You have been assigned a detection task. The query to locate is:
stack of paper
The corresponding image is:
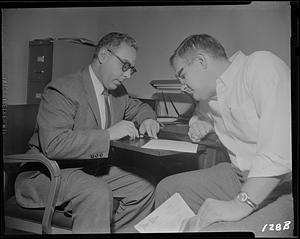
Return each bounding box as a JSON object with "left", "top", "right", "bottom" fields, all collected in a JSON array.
[{"left": 134, "top": 193, "right": 195, "bottom": 233}]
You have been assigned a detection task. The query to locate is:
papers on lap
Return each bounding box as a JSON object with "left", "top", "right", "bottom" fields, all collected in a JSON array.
[
  {"left": 134, "top": 193, "right": 195, "bottom": 233},
  {"left": 141, "top": 139, "right": 198, "bottom": 153}
]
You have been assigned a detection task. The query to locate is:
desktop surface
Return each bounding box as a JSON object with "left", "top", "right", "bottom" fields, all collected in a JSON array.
[
  {"left": 111, "top": 124, "right": 197, "bottom": 157},
  {"left": 110, "top": 137, "right": 184, "bottom": 157},
  {"left": 111, "top": 123, "right": 223, "bottom": 158}
]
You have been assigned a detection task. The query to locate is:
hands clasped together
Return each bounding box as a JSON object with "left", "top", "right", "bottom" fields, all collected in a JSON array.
[
  {"left": 188, "top": 116, "right": 213, "bottom": 143},
  {"left": 108, "top": 119, "right": 160, "bottom": 141}
]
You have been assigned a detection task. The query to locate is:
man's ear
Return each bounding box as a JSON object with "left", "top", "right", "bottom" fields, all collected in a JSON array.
[
  {"left": 195, "top": 53, "right": 207, "bottom": 69},
  {"left": 97, "top": 48, "right": 109, "bottom": 63}
]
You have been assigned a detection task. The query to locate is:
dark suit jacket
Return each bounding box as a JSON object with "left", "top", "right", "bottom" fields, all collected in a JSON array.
[{"left": 15, "top": 66, "right": 156, "bottom": 208}]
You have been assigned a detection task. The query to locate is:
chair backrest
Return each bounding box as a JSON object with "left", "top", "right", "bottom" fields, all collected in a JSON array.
[{"left": 3, "top": 104, "right": 39, "bottom": 155}]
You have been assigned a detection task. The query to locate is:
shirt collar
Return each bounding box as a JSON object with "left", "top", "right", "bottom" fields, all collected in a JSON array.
[
  {"left": 218, "top": 51, "right": 247, "bottom": 86},
  {"left": 89, "top": 65, "right": 104, "bottom": 95}
]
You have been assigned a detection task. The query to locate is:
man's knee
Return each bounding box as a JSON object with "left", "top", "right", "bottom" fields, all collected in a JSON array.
[
  {"left": 154, "top": 169, "right": 218, "bottom": 209},
  {"left": 142, "top": 178, "right": 155, "bottom": 195},
  {"left": 73, "top": 177, "right": 113, "bottom": 213},
  {"left": 154, "top": 174, "right": 184, "bottom": 207},
  {"left": 71, "top": 184, "right": 113, "bottom": 233},
  {"left": 86, "top": 179, "right": 112, "bottom": 200},
  {"left": 127, "top": 176, "right": 155, "bottom": 204},
  {"left": 156, "top": 171, "right": 203, "bottom": 195},
  {"left": 156, "top": 175, "right": 177, "bottom": 194}
]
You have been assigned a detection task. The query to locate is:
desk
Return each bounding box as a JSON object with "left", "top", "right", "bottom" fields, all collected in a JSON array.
[
  {"left": 110, "top": 137, "right": 198, "bottom": 183},
  {"left": 111, "top": 137, "right": 190, "bottom": 157},
  {"left": 110, "top": 125, "right": 229, "bottom": 178},
  {"left": 110, "top": 124, "right": 222, "bottom": 157}
]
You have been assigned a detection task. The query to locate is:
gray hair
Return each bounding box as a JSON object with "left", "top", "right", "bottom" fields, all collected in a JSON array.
[
  {"left": 94, "top": 32, "right": 138, "bottom": 59},
  {"left": 170, "top": 34, "right": 227, "bottom": 67}
]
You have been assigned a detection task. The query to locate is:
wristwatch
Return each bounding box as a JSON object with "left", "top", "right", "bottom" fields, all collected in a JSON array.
[{"left": 236, "top": 192, "right": 258, "bottom": 210}]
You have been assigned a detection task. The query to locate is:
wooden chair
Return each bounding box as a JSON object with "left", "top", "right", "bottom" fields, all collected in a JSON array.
[
  {"left": 4, "top": 153, "right": 70, "bottom": 234},
  {"left": 3, "top": 104, "right": 118, "bottom": 234}
]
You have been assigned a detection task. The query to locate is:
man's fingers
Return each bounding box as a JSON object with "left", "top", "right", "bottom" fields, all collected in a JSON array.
[
  {"left": 190, "top": 121, "right": 212, "bottom": 137},
  {"left": 191, "top": 132, "right": 201, "bottom": 141},
  {"left": 126, "top": 122, "right": 139, "bottom": 138},
  {"left": 149, "top": 127, "right": 158, "bottom": 139},
  {"left": 155, "top": 121, "right": 160, "bottom": 132},
  {"left": 191, "top": 138, "right": 201, "bottom": 143},
  {"left": 190, "top": 125, "right": 203, "bottom": 136},
  {"left": 191, "top": 127, "right": 211, "bottom": 139},
  {"left": 139, "top": 123, "right": 146, "bottom": 135},
  {"left": 189, "top": 131, "right": 200, "bottom": 142},
  {"left": 149, "top": 122, "right": 159, "bottom": 139},
  {"left": 179, "top": 218, "right": 190, "bottom": 232},
  {"left": 196, "top": 199, "right": 217, "bottom": 230},
  {"left": 184, "top": 216, "right": 199, "bottom": 232}
]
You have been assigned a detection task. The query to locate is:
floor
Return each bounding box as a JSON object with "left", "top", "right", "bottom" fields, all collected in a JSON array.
[{"left": 4, "top": 228, "right": 36, "bottom": 235}]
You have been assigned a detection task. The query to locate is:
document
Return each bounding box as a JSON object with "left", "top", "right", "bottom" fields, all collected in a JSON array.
[
  {"left": 135, "top": 193, "right": 195, "bottom": 233},
  {"left": 157, "top": 117, "right": 178, "bottom": 123},
  {"left": 142, "top": 139, "right": 198, "bottom": 153}
]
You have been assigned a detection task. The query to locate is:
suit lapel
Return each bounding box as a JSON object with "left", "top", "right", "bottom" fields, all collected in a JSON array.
[{"left": 81, "top": 67, "right": 102, "bottom": 127}]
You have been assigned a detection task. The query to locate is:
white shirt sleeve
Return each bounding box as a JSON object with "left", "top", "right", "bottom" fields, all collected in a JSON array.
[{"left": 246, "top": 52, "right": 292, "bottom": 178}]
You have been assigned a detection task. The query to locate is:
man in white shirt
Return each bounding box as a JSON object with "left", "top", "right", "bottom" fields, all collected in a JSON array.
[{"left": 154, "top": 34, "right": 293, "bottom": 236}]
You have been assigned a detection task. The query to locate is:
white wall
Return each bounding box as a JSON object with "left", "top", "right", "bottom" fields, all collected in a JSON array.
[{"left": 2, "top": 2, "right": 291, "bottom": 105}]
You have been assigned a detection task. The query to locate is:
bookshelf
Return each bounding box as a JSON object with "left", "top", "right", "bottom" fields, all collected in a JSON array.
[{"left": 149, "top": 79, "right": 195, "bottom": 124}]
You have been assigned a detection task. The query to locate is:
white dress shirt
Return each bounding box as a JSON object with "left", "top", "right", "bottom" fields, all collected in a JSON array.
[
  {"left": 89, "top": 65, "right": 109, "bottom": 129},
  {"left": 207, "top": 51, "right": 291, "bottom": 178}
]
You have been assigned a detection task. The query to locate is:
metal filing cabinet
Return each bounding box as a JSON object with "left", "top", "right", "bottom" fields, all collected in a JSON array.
[{"left": 27, "top": 39, "right": 95, "bottom": 104}]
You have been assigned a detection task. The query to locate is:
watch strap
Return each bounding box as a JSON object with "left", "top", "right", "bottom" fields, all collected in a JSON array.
[
  {"left": 244, "top": 197, "right": 257, "bottom": 210},
  {"left": 237, "top": 192, "right": 258, "bottom": 210}
]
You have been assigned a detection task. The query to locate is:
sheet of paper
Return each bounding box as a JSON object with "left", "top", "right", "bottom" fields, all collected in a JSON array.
[
  {"left": 157, "top": 117, "right": 178, "bottom": 123},
  {"left": 135, "top": 193, "right": 195, "bottom": 233},
  {"left": 141, "top": 139, "right": 198, "bottom": 153}
]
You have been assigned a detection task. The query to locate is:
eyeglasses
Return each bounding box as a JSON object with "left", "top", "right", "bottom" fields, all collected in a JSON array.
[
  {"left": 175, "top": 57, "right": 197, "bottom": 82},
  {"left": 175, "top": 65, "right": 194, "bottom": 94},
  {"left": 175, "top": 66, "right": 186, "bottom": 83},
  {"left": 107, "top": 49, "right": 137, "bottom": 75}
]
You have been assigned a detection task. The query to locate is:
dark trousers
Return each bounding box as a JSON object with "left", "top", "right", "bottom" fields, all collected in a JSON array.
[{"left": 15, "top": 163, "right": 155, "bottom": 233}]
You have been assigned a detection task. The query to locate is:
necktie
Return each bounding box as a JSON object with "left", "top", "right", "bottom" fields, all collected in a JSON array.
[{"left": 103, "top": 90, "right": 111, "bottom": 129}]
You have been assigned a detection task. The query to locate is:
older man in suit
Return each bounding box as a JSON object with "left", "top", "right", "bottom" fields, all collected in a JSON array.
[{"left": 14, "top": 32, "right": 160, "bottom": 233}]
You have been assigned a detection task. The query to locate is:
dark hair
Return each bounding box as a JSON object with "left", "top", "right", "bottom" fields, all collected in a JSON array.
[
  {"left": 170, "top": 34, "right": 227, "bottom": 67},
  {"left": 94, "top": 32, "right": 138, "bottom": 59}
]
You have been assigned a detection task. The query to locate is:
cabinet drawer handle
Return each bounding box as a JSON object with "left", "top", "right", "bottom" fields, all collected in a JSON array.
[{"left": 34, "top": 70, "right": 45, "bottom": 74}]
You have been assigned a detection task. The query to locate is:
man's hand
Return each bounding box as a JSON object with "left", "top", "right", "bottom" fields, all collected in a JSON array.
[
  {"left": 181, "top": 84, "right": 194, "bottom": 94},
  {"left": 108, "top": 120, "right": 139, "bottom": 140},
  {"left": 188, "top": 117, "right": 213, "bottom": 143},
  {"left": 139, "top": 119, "right": 160, "bottom": 139},
  {"left": 180, "top": 198, "right": 253, "bottom": 232}
]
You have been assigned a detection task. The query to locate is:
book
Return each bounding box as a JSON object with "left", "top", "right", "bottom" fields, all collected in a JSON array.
[
  {"left": 150, "top": 79, "right": 181, "bottom": 90},
  {"left": 134, "top": 193, "right": 195, "bottom": 233}
]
